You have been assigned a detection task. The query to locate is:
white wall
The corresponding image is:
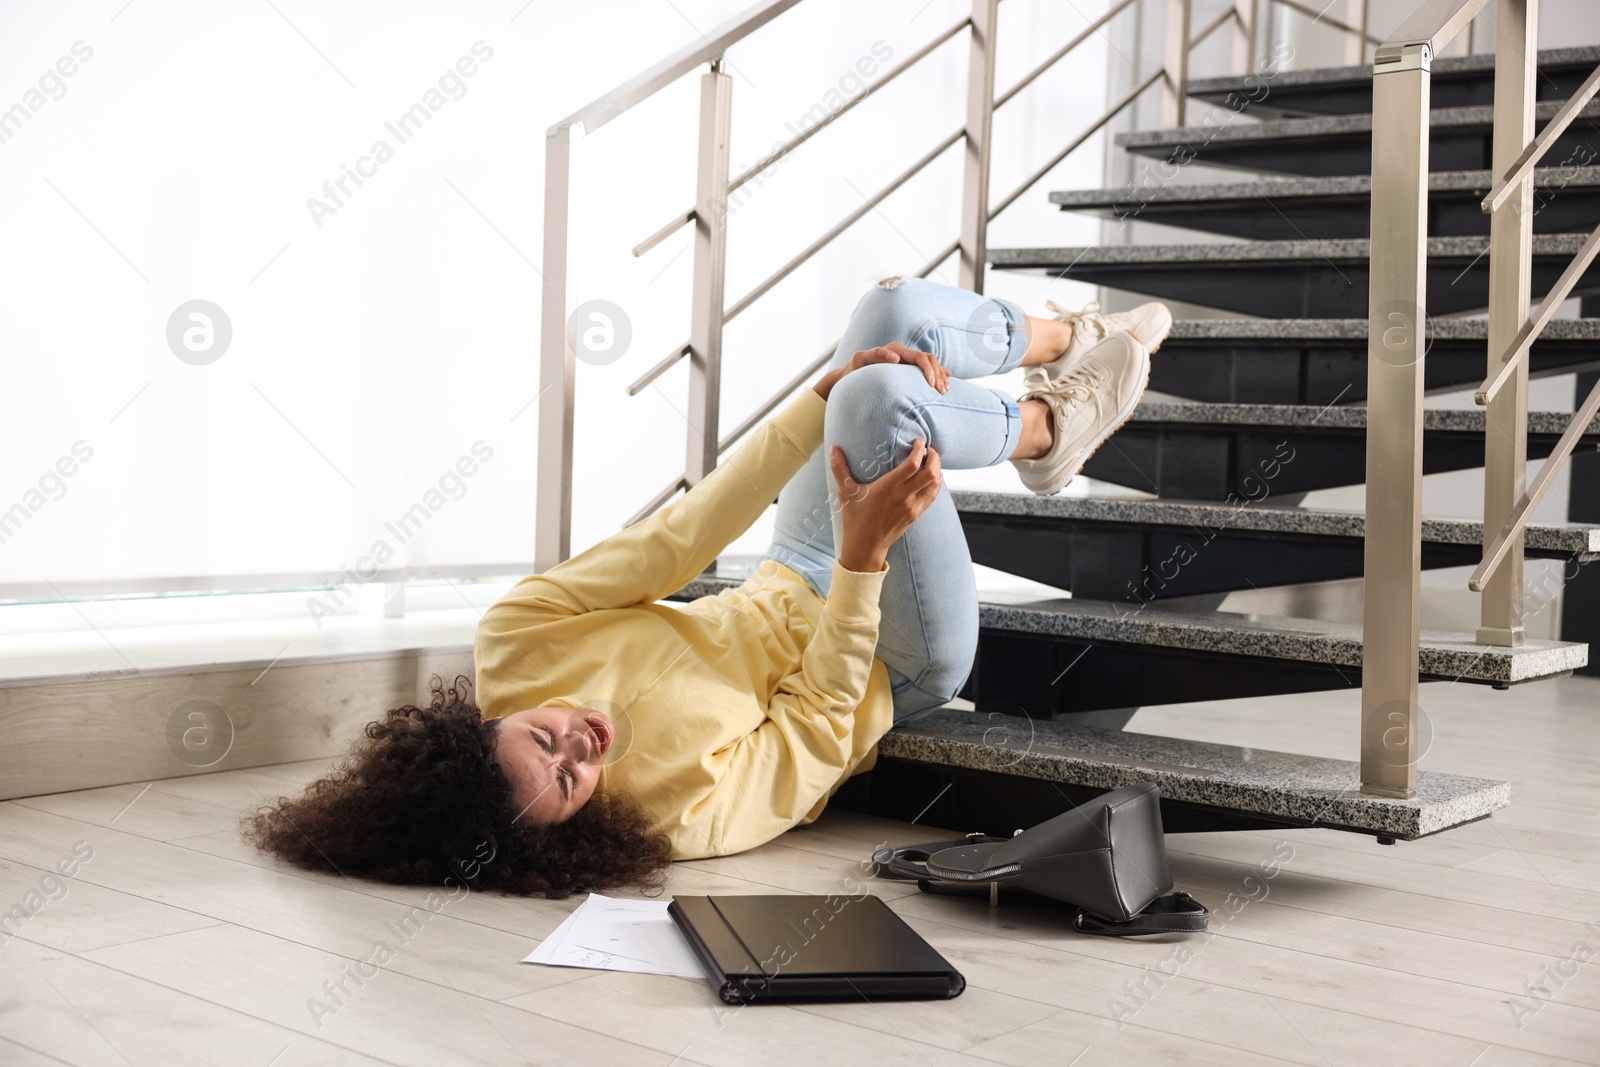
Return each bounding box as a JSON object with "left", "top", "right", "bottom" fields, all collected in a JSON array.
[{"left": 0, "top": 0, "right": 1114, "bottom": 593}]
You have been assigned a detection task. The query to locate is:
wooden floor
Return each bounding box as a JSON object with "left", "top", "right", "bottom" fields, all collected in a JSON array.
[{"left": 2, "top": 675, "right": 1598, "bottom": 1067}]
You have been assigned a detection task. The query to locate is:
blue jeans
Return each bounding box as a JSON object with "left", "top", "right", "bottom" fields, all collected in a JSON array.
[{"left": 763, "top": 278, "right": 1030, "bottom": 721}]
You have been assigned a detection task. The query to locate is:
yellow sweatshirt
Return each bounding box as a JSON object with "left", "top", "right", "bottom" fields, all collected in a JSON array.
[{"left": 473, "top": 388, "right": 894, "bottom": 860}]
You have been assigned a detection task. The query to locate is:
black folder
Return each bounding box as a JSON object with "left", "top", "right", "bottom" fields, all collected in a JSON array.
[{"left": 667, "top": 894, "right": 965, "bottom": 1004}]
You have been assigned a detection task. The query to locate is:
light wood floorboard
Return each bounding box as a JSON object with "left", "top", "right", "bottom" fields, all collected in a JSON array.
[{"left": 1, "top": 675, "right": 1596, "bottom": 1065}]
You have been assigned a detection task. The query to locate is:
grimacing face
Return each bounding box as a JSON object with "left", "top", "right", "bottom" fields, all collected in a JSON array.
[{"left": 493, "top": 706, "right": 614, "bottom": 824}]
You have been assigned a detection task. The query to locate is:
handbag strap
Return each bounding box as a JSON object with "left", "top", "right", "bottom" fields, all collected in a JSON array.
[
  {"left": 872, "top": 840, "right": 1209, "bottom": 935},
  {"left": 1072, "top": 892, "right": 1209, "bottom": 936},
  {"left": 872, "top": 835, "right": 1009, "bottom": 882}
]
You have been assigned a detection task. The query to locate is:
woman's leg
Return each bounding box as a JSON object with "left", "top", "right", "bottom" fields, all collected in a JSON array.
[
  {"left": 825, "top": 365, "right": 1017, "bottom": 719},
  {"left": 764, "top": 277, "right": 1034, "bottom": 602},
  {"left": 766, "top": 278, "right": 1049, "bottom": 720}
]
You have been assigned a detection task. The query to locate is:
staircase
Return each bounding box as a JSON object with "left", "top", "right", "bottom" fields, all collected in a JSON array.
[
  {"left": 536, "top": 4, "right": 1600, "bottom": 847},
  {"left": 669, "top": 44, "right": 1600, "bottom": 843}
]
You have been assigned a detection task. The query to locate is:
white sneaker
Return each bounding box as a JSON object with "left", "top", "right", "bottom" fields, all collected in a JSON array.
[
  {"left": 1011, "top": 330, "right": 1150, "bottom": 497},
  {"left": 1024, "top": 299, "right": 1171, "bottom": 389}
]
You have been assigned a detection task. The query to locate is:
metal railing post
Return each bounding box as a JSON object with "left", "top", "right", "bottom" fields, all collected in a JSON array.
[
  {"left": 1361, "top": 39, "right": 1432, "bottom": 798},
  {"left": 686, "top": 62, "right": 734, "bottom": 489},
  {"left": 1343, "top": 0, "right": 1370, "bottom": 65},
  {"left": 1479, "top": 0, "right": 1538, "bottom": 647},
  {"left": 1248, "top": 0, "right": 1261, "bottom": 71},
  {"left": 1231, "top": 0, "right": 1254, "bottom": 73},
  {"left": 1160, "top": 0, "right": 1192, "bottom": 127},
  {"left": 959, "top": 0, "right": 999, "bottom": 292},
  {"left": 535, "top": 126, "right": 582, "bottom": 572}
]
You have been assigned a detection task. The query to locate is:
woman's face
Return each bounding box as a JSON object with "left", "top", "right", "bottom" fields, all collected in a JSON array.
[{"left": 494, "top": 706, "right": 614, "bottom": 824}]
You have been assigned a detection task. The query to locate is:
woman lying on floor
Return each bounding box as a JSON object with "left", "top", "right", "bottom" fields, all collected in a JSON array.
[{"left": 246, "top": 279, "right": 1170, "bottom": 896}]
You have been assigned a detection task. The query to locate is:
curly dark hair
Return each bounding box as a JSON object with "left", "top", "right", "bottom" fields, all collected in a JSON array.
[{"left": 242, "top": 676, "right": 672, "bottom": 898}]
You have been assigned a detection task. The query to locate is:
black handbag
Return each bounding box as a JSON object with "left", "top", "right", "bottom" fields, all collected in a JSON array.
[{"left": 871, "top": 782, "right": 1208, "bottom": 936}]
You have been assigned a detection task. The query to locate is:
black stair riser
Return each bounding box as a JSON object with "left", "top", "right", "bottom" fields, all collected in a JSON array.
[
  {"left": 1565, "top": 369, "right": 1600, "bottom": 675},
  {"left": 1072, "top": 183, "right": 1600, "bottom": 240},
  {"left": 960, "top": 627, "right": 1363, "bottom": 715},
  {"left": 958, "top": 627, "right": 1542, "bottom": 720},
  {"left": 827, "top": 759, "right": 1457, "bottom": 839},
  {"left": 1010, "top": 251, "right": 1600, "bottom": 317},
  {"left": 1188, "top": 60, "right": 1598, "bottom": 118},
  {"left": 957, "top": 513, "right": 1588, "bottom": 601},
  {"left": 1081, "top": 426, "right": 1598, "bottom": 499},
  {"left": 1149, "top": 337, "right": 1600, "bottom": 405},
  {"left": 1125, "top": 118, "right": 1599, "bottom": 178}
]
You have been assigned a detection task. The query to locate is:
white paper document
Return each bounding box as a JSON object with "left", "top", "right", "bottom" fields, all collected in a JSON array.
[{"left": 522, "top": 893, "right": 706, "bottom": 979}]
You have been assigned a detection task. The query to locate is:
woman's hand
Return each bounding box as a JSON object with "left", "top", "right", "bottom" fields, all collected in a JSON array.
[
  {"left": 812, "top": 342, "right": 950, "bottom": 402},
  {"left": 828, "top": 438, "right": 943, "bottom": 573}
]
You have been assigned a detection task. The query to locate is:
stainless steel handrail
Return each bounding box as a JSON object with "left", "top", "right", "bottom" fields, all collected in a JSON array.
[
  {"left": 1360, "top": 0, "right": 1493, "bottom": 799},
  {"left": 1471, "top": 390, "right": 1600, "bottom": 591},
  {"left": 546, "top": 0, "right": 805, "bottom": 140},
  {"left": 995, "top": 0, "right": 1139, "bottom": 110},
  {"left": 1482, "top": 63, "right": 1600, "bottom": 213},
  {"left": 725, "top": 129, "right": 965, "bottom": 325},
  {"left": 617, "top": 5, "right": 1196, "bottom": 495},
  {"left": 1272, "top": 0, "right": 1381, "bottom": 46},
  {"left": 990, "top": 68, "right": 1164, "bottom": 222},
  {"left": 631, "top": 15, "right": 974, "bottom": 260},
  {"left": 1468, "top": 26, "right": 1600, "bottom": 602},
  {"left": 1385, "top": 0, "right": 1487, "bottom": 56},
  {"left": 541, "top": 0, "right": 1377, "bottom": 573},
  {"left": 1475, "top": 223, "right": 1600, "bottom": 405},
  {"left": 628, "top": 125, "right": 965, "bottom": 397},
  {"left": 625, "top": 237, "right": 959, "bottom": 527},
  {"left": 625, "top": 0, "right": 1139, "bottom": 399},
  {"left": 538, "top": 0, "right": 810, "bottom": 568},
  {"left": 1186, "top": 8, "right": 1241, "bottom": 55}
]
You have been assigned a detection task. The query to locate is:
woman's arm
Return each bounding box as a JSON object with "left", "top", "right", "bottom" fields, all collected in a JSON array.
[
  {"left": 485, "top": 344, "right": 950, "bottom": 623},
  {"left": 664, "top": 438, "right": 946, "bottom": 859},
  {"left": 485, "top": 392, "right": 819, "bottom": 623},
  {"left": 677, "top": 559, "right": 889, "bottom": 859}
]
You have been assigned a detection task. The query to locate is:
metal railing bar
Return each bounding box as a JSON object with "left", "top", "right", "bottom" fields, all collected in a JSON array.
[
  {"left": 722, "top": 128, "right": 965, "bottom": 324},
  {"left": 1186, "top": 8, "right": 1240, "bottom": 54},
  {"left": 717, "top": 345, "right": 839, "bottom": 453},
  {"left": 625, "top": 474, "right": 691, "bottom": 528},
  {"left": 1273, "top": 0, "right": 1382, "bottom": 45},
  {"left": 1475, "top": 221, "right": 1600, "bottom": 405},
  {"left": 633, "top": 210, "right": 698, "bottom": 259},
  {"left": 988, "top": 69, "right": 1162, "bottom": 223},
  {"left": 730, "top": 17, "right": 969, "bottom": 198},
  {"left": 633, "top": 235, "right": 995, "bottom": 528},
  {"left": 713, "top": 237, "right": 963, "bottom": 459},
  {"left": 635, "top": 17, "right": 970, "bottom": 259},
  {"left": 549, "top": 0, "right": 805, "bottom": 140},
  {"left": 917, "top": 237, "right": 962, "bottom": 279},
  {"left": 994, "top": 0, "right": 1138, "bottom": 110},
  {"left": 633, "top": 244, "right": 963, "bottom": 415},
  {"left": 1482, "top": 61, "right": 1600, "bottom": 214},
  {"left": 631, "top": 69, "right": 1160, "bottom": 414},
  {"left": 1469, "top": 377, "right": 1600, "bottom": 590},
  {"left": 630, "top": 234, "right": 965, "bottom": 523},
  {"left": 711, "top": 236, "right": 961, "bottom": 464},
  {"left": 627, "top": 341, "right": 692, "bottom": 396},
  {"left": 1383, "top": 0, "right": 1490, "bottom": 57}
]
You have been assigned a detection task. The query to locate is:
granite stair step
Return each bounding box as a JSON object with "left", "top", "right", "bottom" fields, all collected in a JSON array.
[
  {"left": 989, "top": 233, "right": 1600, "bottom": 317},
  {"left": 1113, "top": 99, "right": 1600, "bottom": 177},
  {"left": 856, "top": 707, "right": 1509, "bottom": 841},
  {"left": 1081, "top": 401, "right": 1600, "bottom": 498},
  {"left": 1050, "top": 168, "right": 1600, "bottom": 240},
  {"left": 1185, "top": 46, "right": 1600, "bottom": 118},
  {"left": 953, "top": 491, "right": 1600, "bottom": 600},
  {"left": 1149, "top": 318, "right": 1600, "bottom": 405},
  {"left": 672, "top": 570, "right": 1587, "bottom": 712}
]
